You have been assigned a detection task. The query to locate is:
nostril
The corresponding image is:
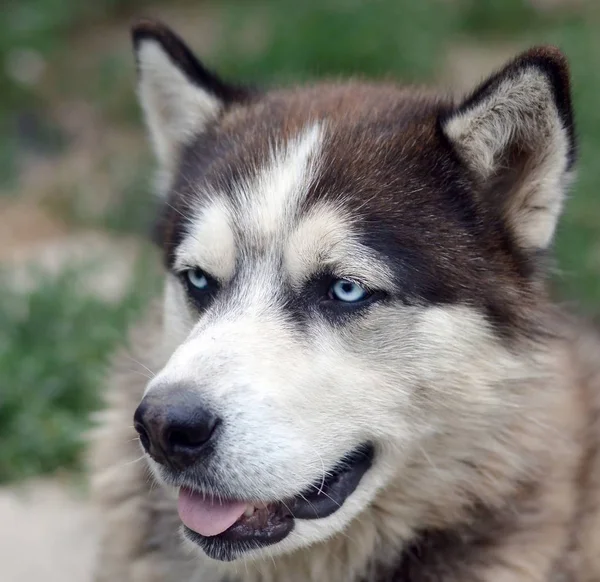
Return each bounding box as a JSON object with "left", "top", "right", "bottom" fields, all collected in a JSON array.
[
  {"left": 134, "top": 421, "right": 151, "bottom": 453},
  {"left": 133, "top": 390, "right": 221, "bottom": 468},
  {"left": 167, "top": 418, "right": 219, "bottom": 451},
  {"left": 168, "top": 429, "right": 194, "bottom": 449}
]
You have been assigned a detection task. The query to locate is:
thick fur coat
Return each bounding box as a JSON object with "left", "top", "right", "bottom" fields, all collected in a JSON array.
[{"left": 89, "top": 21, "right": 600, "bottom": 582}]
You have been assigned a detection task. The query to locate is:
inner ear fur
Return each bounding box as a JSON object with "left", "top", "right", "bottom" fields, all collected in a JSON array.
[{"left": 441, "top": 46, "right": 576, "bottom": 251}]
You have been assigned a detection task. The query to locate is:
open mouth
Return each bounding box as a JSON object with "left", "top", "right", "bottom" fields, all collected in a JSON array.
[{"left": 180, "top": 443, "right": 374, "bottom": 561}]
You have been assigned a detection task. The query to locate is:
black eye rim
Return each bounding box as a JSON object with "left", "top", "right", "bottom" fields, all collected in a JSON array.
[
  {"left": 318, "top": 275, "right": 388, "bottom": 310},
  {"left": 327, "top": 278, "right": 372, "bottom": 303},
  {"left": 176, "top": 268, "right": 388, "bottom": 312},
  {"left": 185, "top": 266, "right": 210, "bottom": 288},
  {"left": 178, "top": 267, "right": 220, "bottom": 303}
]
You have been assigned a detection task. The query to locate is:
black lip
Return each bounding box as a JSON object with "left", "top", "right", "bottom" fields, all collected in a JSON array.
[
  {"left": 290, "top": 443, "right": 374, "bottom": 520},
  {"left": 184, "top": 443, "right": 374, "bottom": 561},
  {"left": 183, "top": 509, "right": 294, "bottom": 562}
]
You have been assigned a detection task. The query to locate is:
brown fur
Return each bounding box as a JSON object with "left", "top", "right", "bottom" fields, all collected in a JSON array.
[{"left": 161, "top": 82, "right": 545, "bottom": 339}]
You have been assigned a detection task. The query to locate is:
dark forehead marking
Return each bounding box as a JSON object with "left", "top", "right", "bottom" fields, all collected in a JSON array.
[
  {"left": 295, "top": 97, "right": 541, "bottom": 335},
  {"left": 159, "top": 83, "right": 453, "bottom": 257},
  {"left": 179, "top": 82, "right": 452, "bottom": 201},
  {"left": 154, "top": 83, "right": 428, "bottom": 261},
  {"left": 155, "top": 80, "right": 547, "bottom": 338}
]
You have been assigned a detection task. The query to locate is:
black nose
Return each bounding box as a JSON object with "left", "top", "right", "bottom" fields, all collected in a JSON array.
[{"left": 133, "top": 387, "right": 220, "bottom": 469}]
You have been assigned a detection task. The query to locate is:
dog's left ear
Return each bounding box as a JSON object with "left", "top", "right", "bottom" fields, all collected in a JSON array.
[
  {"left": 132, "top": 20, "right": 250, "bottom": 189},
  {"left": 442, "top": 47, "right": 576, "bottom": 251}
]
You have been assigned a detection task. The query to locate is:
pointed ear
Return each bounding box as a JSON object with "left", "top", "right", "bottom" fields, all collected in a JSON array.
[
  {"left": 131, "top": 20, "right": 250, "bottom": 192},
  {"left": 441, "top": 46, "right": 576, "bottom": 251}
]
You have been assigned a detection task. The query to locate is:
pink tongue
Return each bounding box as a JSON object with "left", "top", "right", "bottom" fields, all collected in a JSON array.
[{"left": 177, "top": 488, "right": 247, "bottom": 537}]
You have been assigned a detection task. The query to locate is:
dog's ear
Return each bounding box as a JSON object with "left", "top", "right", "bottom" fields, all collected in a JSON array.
[
  {"left": 132, "top": 20, "right": 250, "bottom": 190},
  {"left": 441, "top": 46, "right": 576, "bottom": 251}
]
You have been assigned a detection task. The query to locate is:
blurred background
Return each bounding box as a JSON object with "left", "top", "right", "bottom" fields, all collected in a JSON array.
[{"left": 1, "top": 0, "right": 599, "bottom": 579}]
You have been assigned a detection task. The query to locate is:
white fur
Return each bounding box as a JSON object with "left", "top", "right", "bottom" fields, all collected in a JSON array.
[
  {"left": 148, "top": 286, "right": 552, "bottom": 571},
  {"left": 443, "top": 68, "right": 571, "bottom": 250},
  {"left": 136, "top": 40, "right": 222, "bottom": 195},
  {"left": 285, "top": 202, "right": 395, "bottom": 290},
  {"left": 174, "top": 199, "right": 237, "bottom": 281},
  {"left": 235, "top": 122, "right": 324, "bottom": 243},
  {"left": 171, "top": 123, "right": 325, "bottom": 283}
]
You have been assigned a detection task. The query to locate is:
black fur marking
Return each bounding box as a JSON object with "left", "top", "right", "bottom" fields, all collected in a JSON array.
[
  {"left": 152, "top": 191, "right": 189, "bottom": 269},
  {"left": 179, "top": 268, "right": 221, "bottom": 312},
  {"left": 131, "top": 19, "right": 253, "bottom": 104}
]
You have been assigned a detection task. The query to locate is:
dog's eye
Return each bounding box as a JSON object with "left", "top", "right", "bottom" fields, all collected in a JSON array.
[
  {"left": 186, "top": 267, "right": 209, "bottom": 290},
  {"left": 181, "top": 267, "right": 219, "bottom": 309},
  {"left": 328, "top": 279, "right": 371, "bottom": 303}
]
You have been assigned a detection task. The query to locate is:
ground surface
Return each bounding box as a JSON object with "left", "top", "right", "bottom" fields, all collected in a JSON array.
[{"left": 0, "top": 480, "right": 97, "bottom": 582}]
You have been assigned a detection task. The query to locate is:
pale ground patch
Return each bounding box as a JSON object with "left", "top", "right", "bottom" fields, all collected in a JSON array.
[
  {"left": 0, "top": 198, "right": 144, "bottom": 304},
  {"left": 3, "top": 226, "right": 144, "bottom": 303},
  {"left": 0, "top": 201, "right": 69, "bottom": 257},
  {"left": 0, "top": 215, "right": 141, "bottom": 581},
  {"left": 0, "top": 480, "right": 98, "bottom": 582}
]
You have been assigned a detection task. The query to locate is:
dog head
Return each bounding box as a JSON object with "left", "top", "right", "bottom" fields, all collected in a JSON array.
[{"left": 130, "top": 21, "right": 575, "bottom": 563}]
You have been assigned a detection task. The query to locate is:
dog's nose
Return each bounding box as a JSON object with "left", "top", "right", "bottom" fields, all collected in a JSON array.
[{"left": 133, "top": 387, "right": 220, "bottom": 469}]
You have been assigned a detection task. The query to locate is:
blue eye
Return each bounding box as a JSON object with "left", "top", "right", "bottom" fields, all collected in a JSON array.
[
  {"left": 329, "top": 279, "right": 370, "bottom": 303},
  {"left": 186, "top": 268, "right": 209, "bottom": 290}
]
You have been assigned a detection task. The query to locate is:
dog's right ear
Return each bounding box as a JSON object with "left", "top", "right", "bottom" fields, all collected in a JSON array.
[
  {"left": 132, "top": 20, "right": 249, "bottom": 189},
  {"left": 441, "top": 47, "right": 576, "bottom": 251}
]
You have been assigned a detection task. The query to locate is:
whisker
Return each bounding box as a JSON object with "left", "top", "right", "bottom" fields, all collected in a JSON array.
[
  {"left": 124, "top": 355, "right": 157, "bottom": 378},
  {"left": 119, "top": 454, "right": 147, "bottom": 467},
  {"left": 126, "top": 368, "right": 154, "bottom": 381}
]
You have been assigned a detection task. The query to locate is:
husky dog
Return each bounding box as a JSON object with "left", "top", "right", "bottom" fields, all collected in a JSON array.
[{"left": 89, "top": 20, "right": 600, "bottom": 582}]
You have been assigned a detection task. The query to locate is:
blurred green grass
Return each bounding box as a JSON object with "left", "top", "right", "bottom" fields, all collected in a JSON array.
[
  {"left": 0, "top": 257, "right": 159, "bottom": 483},
  {"left": 1, "top": 0, "right": 599, "bottom": 483}
]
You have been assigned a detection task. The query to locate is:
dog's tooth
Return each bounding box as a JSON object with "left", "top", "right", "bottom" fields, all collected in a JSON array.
[{"left": 244, "top": 506, "right": 255, "bottom": 517}]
